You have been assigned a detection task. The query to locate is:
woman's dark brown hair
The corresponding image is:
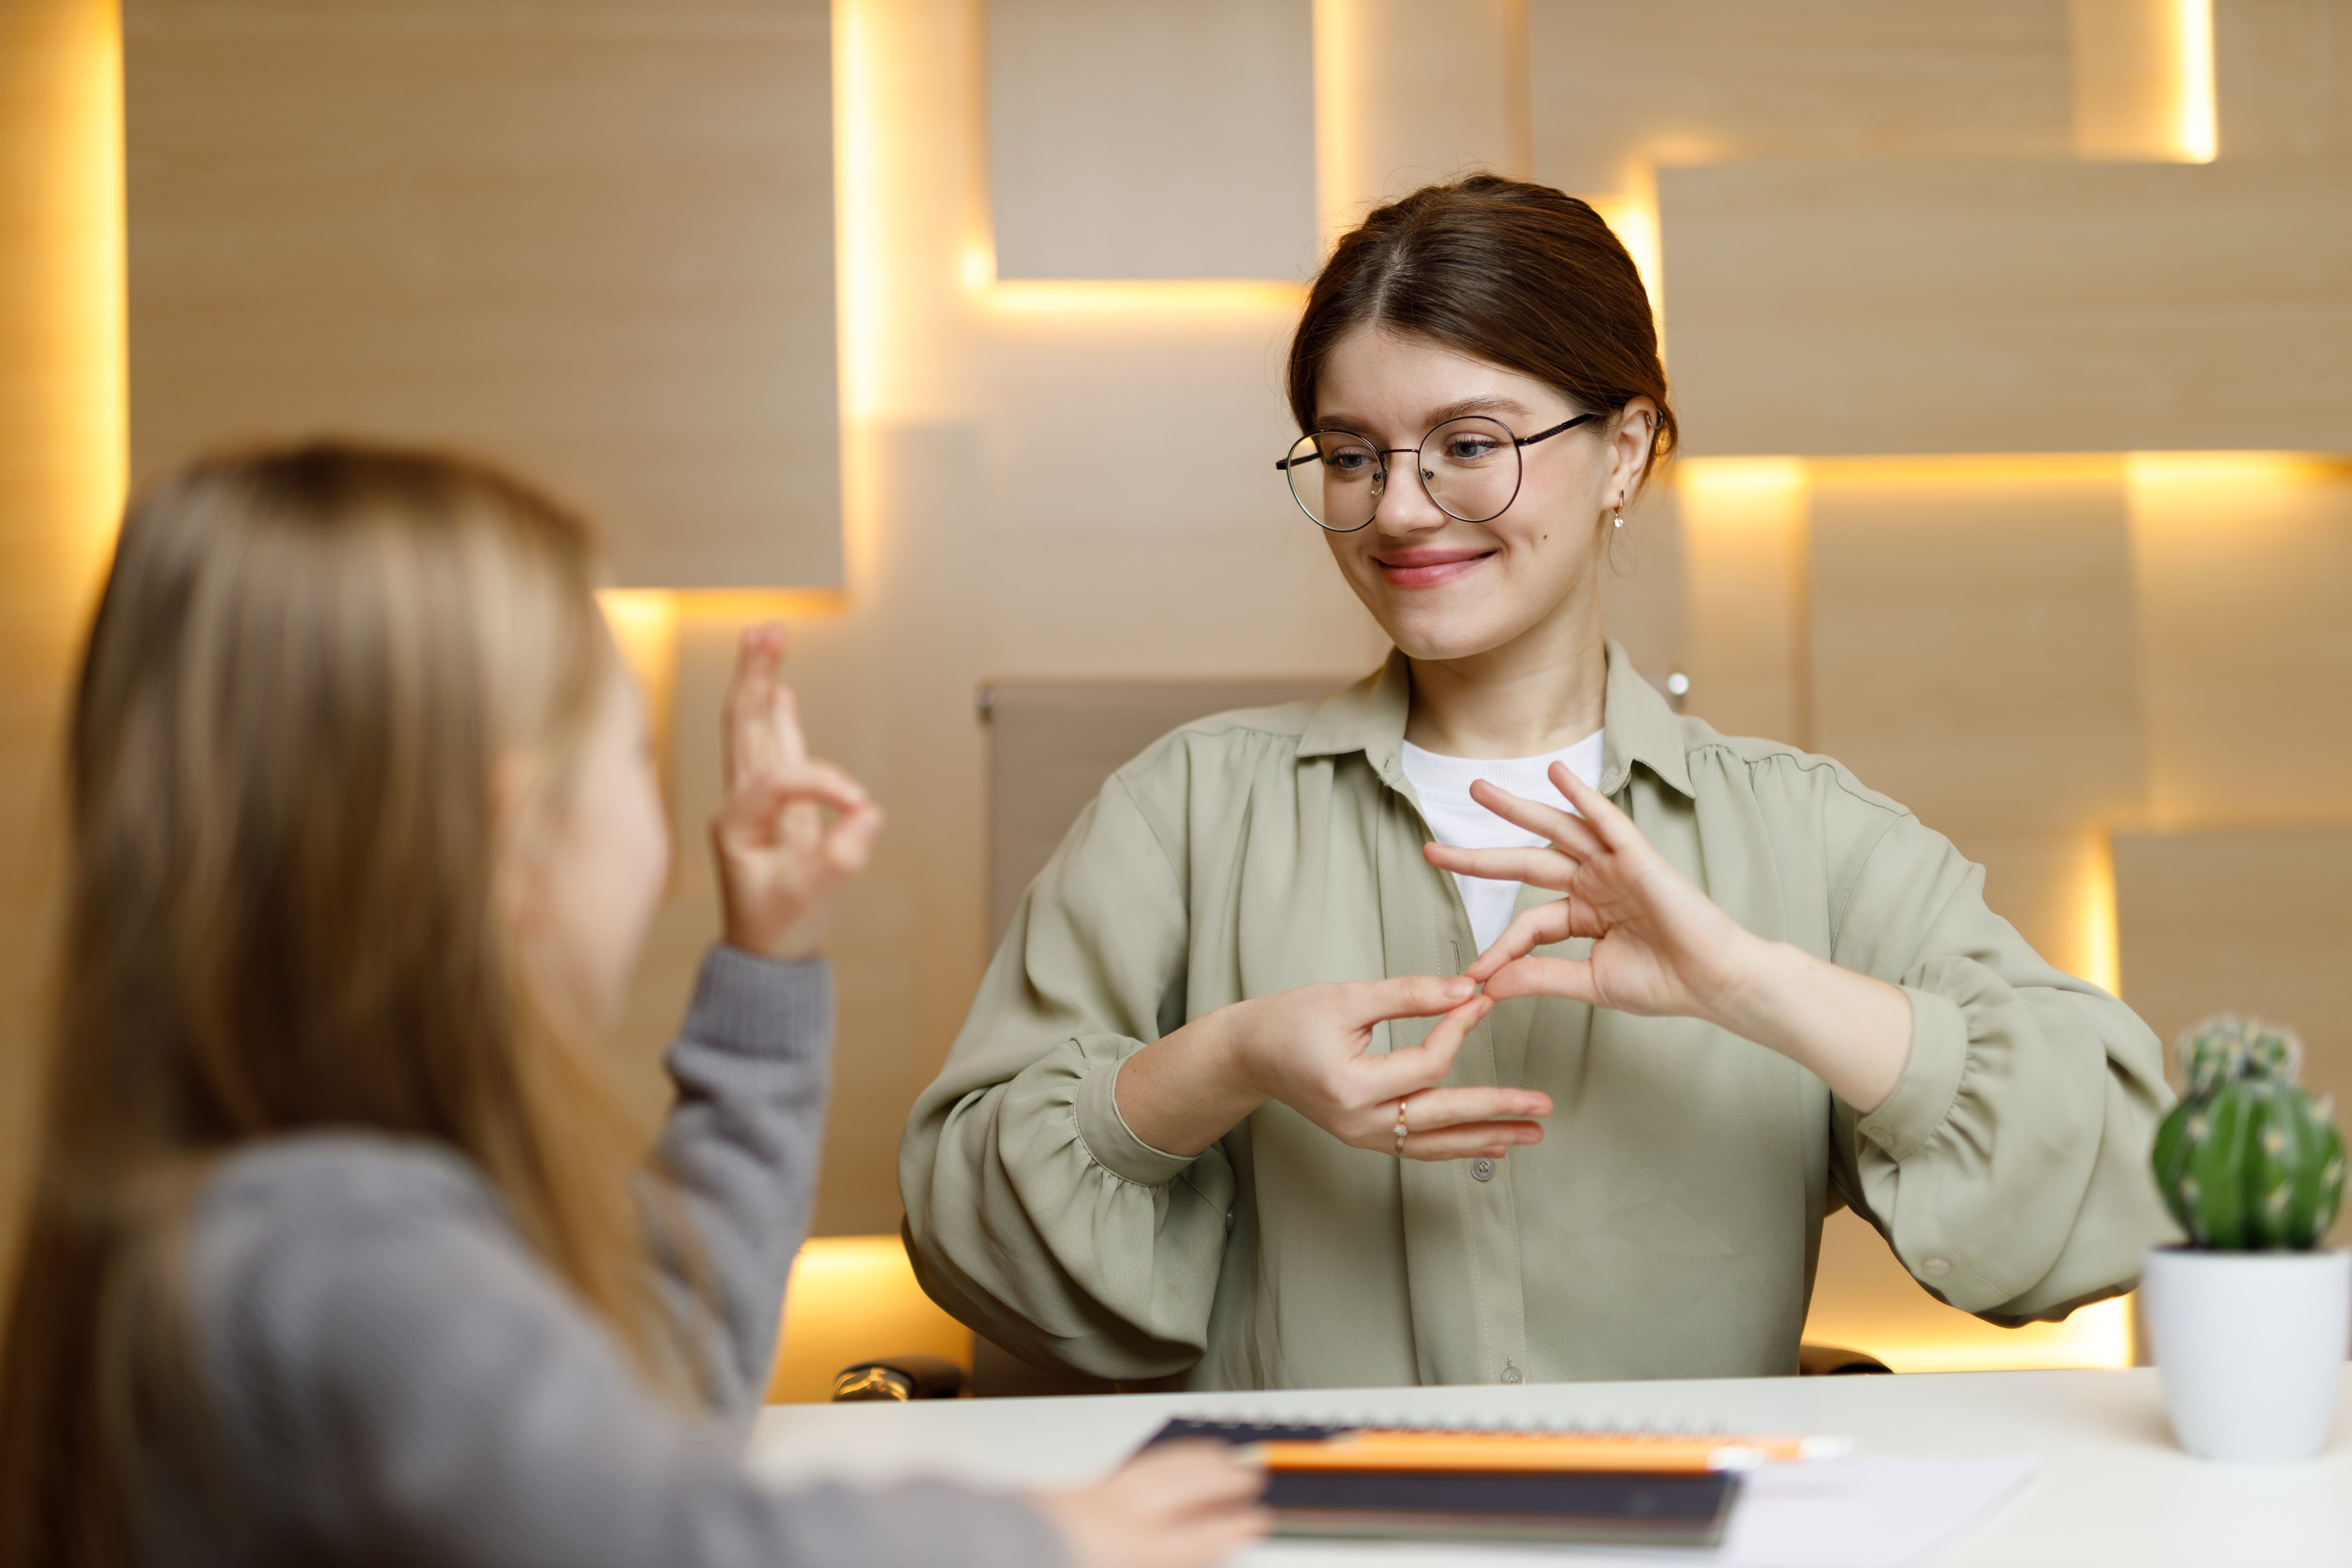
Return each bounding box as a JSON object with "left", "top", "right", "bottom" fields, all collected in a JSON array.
[
  {"left": 1287, "top": 174, "right": 1677, "bottom": 493},
  {"left": 0, "top": 443, "right": 685, "bottom": 1566}
]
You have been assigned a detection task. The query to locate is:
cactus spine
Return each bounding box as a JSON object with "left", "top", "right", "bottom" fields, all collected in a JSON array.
[{"left": 2152, "top": 1016, "right": 2347, "bottom": 1250}]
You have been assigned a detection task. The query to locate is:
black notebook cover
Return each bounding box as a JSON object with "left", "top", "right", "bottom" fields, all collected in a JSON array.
[{"left": 1141, "top": 1418, "right": 1740, "bottom": 1547}]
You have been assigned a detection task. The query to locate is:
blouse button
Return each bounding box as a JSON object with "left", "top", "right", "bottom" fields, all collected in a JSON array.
[
  {"left": 1922, "top": 1256, "right": 1950, "bottom": 1277},
  {"left": 1501, "top": 1364, "right": 1523, "bottom": 1385},
  {"left": 1471, "top": 1158, "right": 1495, "bottom": 1182}
]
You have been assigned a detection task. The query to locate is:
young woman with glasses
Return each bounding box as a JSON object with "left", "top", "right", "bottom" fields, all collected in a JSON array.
[{"left": 903, "top": 176, "right": 2173, "bottom": 1391}]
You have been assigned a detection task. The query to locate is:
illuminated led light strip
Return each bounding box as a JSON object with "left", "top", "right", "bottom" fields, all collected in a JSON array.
[
  {"left": 47, "top": 0, "right": 129, "bottom": 575},
  {"left": 2175, "top": 0, "right": 2217, "bottom": 164}
]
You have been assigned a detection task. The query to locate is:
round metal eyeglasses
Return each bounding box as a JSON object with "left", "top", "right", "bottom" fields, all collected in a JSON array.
[{"left": 1274, "top": 412, "right": 1603, "bottom": 533}]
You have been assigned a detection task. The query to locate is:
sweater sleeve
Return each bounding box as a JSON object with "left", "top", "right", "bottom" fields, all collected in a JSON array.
[
  {"left": 898, "top": 774, "right": 1233, "bottom": 1384},
  {"left": 649, "top": 946, "right": 835, "bottom": 1422},
  {"left": 1820, "top": 796, "right": 2181, "bottom": 1323},
  {"left": 181, "top": 1138, "right": 1066, "bottom": 1568}
]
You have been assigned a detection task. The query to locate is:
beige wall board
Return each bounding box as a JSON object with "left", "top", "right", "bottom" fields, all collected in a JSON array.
[
  {"left": 2130, "top": 460, "right": 2352, "bottom": 828},
  {"left": 2072, "top": 0, "right": 2201, "bottom": 159},
  {"left": 2115, "top": 825, "right": 2352, "bottom": 1238},
  {"left": 1529, "top": 0, "right": 2074, "bottom": 199},
  {"left": 2217, "top": 0, "right": 2352, "bottom": 155},
  {"left": 974, "top": 305, "right": 1393, "bottom": 681},
  {"left": 1678, "top": 463, "right": 1810, "bottom": 749},
  {"left": 1808, "top": 467, "right": 2142, "bottom": 843},
  {"left": 987, "top": 0, "right": 1316, "bottom": 279},
  {"left": 1931, "top": 826, "right": 2117, "bottom": 987},
  {"left": 1597, "top": 486, "right": 1690, "bottom": 683},
  {"left": 1660, "top": 160, "right": 2352, "bottom": 456},
  {"left": 1319, "top": 0, "right": 1531, "bottom": 224},
  {"left": 124, "top": 0, "right": 840, "bottom": 589}
]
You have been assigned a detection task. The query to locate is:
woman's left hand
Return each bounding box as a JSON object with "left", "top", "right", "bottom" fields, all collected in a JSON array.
[
  {"left": 711, "top": 621, "right": 885, "bottom": 961},
  {"left": 1425, "top": 763, "right": 1757, "bottom": 1022},
  {"left": 1423, "top": 763, "right": 1912, "bottom": 1113}
]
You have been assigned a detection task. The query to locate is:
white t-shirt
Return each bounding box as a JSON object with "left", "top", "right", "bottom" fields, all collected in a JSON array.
[{"left": 1399, "top": 731, "right": 1605, "bottom": 955}]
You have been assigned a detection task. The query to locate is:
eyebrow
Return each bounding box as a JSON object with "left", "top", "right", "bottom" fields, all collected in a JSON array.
[{"left": 1315, "top": 394, "right": 1539, "bottom": 434}]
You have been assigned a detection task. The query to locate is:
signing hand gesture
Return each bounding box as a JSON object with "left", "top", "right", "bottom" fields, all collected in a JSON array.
[
  {"left": 1423, "top": 763, "right": 1757, "bottom": 1021},
  {"left": 1227, "top": 978, "right": 1542, "bottom": 1160},
  {"left": 709, "top": 622, "right": 884, "bottom": 961}
]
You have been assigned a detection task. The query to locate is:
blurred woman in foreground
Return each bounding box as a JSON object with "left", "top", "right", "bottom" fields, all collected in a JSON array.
[{"left": 0, "top": 443, "right": 1263, "bottom": 1568}]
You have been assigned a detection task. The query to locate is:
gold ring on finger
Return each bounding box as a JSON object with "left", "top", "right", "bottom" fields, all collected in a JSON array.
[{"left": 1393, "top": 1096, "right": 1410, "bottom": 1157}]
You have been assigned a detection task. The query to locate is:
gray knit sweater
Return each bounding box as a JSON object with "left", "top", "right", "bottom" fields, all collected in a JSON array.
[{"left": 134, "top": 947, "right": 1066, "bottom": 1568}]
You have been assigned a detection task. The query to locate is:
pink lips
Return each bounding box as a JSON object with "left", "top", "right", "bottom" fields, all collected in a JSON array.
[{"left": 1374, "top": 547, "right": 1495, "bottom": 590}]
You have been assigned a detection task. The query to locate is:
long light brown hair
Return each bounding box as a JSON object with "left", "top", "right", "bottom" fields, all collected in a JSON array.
[{"left": 0, "top": 443, "right": 682, "bottom": 1564}]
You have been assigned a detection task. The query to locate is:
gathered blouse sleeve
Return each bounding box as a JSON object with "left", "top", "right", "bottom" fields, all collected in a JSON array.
[
  {"left": 1797, "top": 762, "right": 2179, "bottom": 1323},
  {"left": 898, "top": 761, "right": 1232, "bottom": 1383}
]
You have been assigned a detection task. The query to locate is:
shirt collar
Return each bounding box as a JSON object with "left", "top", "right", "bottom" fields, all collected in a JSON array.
[{"left": 1297, "top": 640, "right": 1695, "bottom": 801}]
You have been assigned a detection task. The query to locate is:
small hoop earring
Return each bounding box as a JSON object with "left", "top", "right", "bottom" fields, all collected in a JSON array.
[{"left": 1612, "top": 491, "right": 1626, "bottom": 529}]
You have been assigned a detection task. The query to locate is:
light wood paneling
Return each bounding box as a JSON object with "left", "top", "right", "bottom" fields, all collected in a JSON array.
[
  {"left": 1529, "top": 0, "right": 2073, "bottom": 200},
  {"left": 987, "top": 0, "right": 1316, "bottom": 279},
  {"left": 2072, "top": 0, "right": 2205, "bottom": 159},
  {"left": 2217, "top": 0, "right": 2352, "bottom": 155},
  {"left": 2130, "top": 457, "right": 2352, "bottom": 828},
  {"left": 0, "top": 0, "right": 126, "bottom": 1291},
  {"left": 1596, "top": 486, "right": 1689, "bottom": 682},
  {"left": 1319, "top": 0, "right": 1530, "bottom": 226},
  {"left": 2115, "top": 826, "right": 2352, "bottom": 1240},
  {"left": 1660, "top": 160, "right": 2352, "bottom": 456},
  {"left": 124, "top": 0, "right": 840, "bottom": 589},
  {"left": 1808, "top": 464, "right": 2141, "bottom": 977},
  {"left": 1677, "top": 460, "right": 1809, "bottom": 748}
]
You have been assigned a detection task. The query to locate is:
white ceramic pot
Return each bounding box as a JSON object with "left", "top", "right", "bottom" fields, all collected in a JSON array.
[{"left": 2141, "top": 1245, "right": 2351, "bottom": 1462}]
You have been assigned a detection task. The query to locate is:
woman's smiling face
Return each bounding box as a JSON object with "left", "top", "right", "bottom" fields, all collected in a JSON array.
[{"left": 1313, "top": 326, "right": 1645, "bottom": 664}]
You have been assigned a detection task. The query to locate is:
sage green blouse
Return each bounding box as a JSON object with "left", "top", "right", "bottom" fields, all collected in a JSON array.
[{"left": 899, "top": 643, "right": 2176, "bottom": 1390}]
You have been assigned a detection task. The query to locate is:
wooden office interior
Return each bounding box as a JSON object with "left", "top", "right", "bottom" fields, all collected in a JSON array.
[{"left": 4, "top": 0, "right": 2350, "bottom": 1397}]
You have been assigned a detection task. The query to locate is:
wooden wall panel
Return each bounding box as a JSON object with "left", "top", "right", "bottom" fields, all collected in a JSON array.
[
  {"left": 2130, "top": 459, "right": 2352, "bottom": 828},
  {"left": 2217, "top": 0, "right": 2352, "bottom": 155},
  {"left": 987, "top": 0, "right": 1315, "bottom": 279},
  {"left": 2115, "top": 827, "right": 2352, "bottom": 1240},
  {"left": 1319, "top": 0, "right": 1529, "bottom": 223},
  {"left": 1660, "top": 160, "right": 2352, "bottom": 456},
  {"left": 1677, "top": 461, "right": 1809, "bottom": 748},
  {"left": 1529, "top": 0, "right": 2073, "bottom": 199},
  {"left": 2072, "top": 0, "right": 2203, "bottom": 159},
  {"left": 1808, "top": 465, "right": 2141, "bottom": 977},
  {"left": 124, "top": 0, "right": 840, "bottom": 589}
]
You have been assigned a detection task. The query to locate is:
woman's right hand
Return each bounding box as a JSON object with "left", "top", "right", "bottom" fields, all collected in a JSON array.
[
  {"left": 1032, "top": 1441, "right": 1269, "bottom": 1568},
  {"left": 1114, "top": 976, "right": 1550, "bottom": 1161}
]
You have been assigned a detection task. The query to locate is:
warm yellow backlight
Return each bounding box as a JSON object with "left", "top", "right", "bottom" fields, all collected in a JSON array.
[
  {"left": 769, "top": 1235, "right": 974, "bottom": 1403},
  {"left": 1864, "top": 1296, "right": 2137, "bottom": 1375},
  {"left": 2174, "top": 0, "right": 2217, "bottom": 163},
  {"left": 1678, "top": 456, "right": 1807, "bottom": 505}
]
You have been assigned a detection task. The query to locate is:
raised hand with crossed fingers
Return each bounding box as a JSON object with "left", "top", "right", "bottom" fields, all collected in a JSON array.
[{"left": 710, "top": 622, "right": 885, "bottom": 962}]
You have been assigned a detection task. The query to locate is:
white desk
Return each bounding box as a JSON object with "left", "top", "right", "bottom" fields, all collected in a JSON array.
[{"left": 748, "top": 1367, "right": 2352, "bottom": 1566}]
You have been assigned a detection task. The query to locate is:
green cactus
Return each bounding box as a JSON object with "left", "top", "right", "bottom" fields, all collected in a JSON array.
[{"left": 2152, "top": 1015, "right": 2346, "bottom": 1250}]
